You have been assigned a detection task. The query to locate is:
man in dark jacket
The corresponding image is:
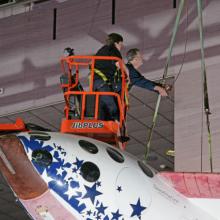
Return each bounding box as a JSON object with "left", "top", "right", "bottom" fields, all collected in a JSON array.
[{"left": 126, "top": 48, "right": 168, "bottom": 96}]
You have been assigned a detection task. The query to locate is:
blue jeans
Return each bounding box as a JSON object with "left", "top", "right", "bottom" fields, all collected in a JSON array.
[{"left": 94, "top": 79, "right": 119, "bottom": 121}]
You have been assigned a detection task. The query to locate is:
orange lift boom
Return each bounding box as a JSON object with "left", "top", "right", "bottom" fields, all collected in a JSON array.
[{"left": 0, "top": 118, "right": 26, "bottom": 132}]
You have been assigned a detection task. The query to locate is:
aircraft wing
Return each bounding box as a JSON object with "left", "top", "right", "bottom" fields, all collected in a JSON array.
[
  {"left": 159, "top": 172, "right": 220, "bottom": 220},
  {"left": 159, "top": 172, "right": 220, "bottom": 198}
]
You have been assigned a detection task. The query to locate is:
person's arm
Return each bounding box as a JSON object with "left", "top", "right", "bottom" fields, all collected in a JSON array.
[
  {"left": 133, "top": 76, "right": 168, "bottom": 96},
  {"left": 127, "top": 64, "right": 155, "bottom": 91},
  {"left": 127, "top": 64, "right": 168, "bottom": 96}
]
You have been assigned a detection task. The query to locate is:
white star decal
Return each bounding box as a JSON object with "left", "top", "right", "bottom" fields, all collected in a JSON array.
[
  {"left": 56, "top": 167, "right": 64, "bottom": 176},
  {"left": 64, "top": 185, "right": 77, "bottom": 200},
  {"left": 59, "top": 152, "right": 66, "bottom": 161},
  {"left": 63, "top": 167, "right": 76, "bottom": 182}
]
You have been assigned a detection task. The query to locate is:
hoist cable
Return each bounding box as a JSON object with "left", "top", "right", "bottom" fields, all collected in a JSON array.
[
  {"left": 173, "top": 1, "right": 189, "bottom": 85},
  {"left": 197, "top": 0, "right": 213, "bottom": 172},
  {"left": 144, "top": 0, "right": 185, "bottom": 161}
]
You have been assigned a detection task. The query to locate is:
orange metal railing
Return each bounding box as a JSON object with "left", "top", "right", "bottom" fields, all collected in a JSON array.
[
  {"left": 61, "top": 56, "right": 128, "bottom": 125},
  {"left": 60, "top": 55, "right": 129, "bottom": 148}
]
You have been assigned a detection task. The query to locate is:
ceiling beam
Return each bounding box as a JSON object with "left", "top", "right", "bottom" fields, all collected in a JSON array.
[
  {"left": 173, "top": 0, "right": 176, "bottom": 8},
  {"left": 112, "top": 0, "right": 115, "bottom": 24}
]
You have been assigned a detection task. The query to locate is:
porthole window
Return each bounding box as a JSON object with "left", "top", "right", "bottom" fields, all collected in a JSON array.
[
  {"left": 138, "top": 160, "right": 154, "bottom": 178},
  {"left": 29, "top": 131, "right": 51, "bottom": 141},
  {"left": 80, "top": 161, "right": 100, "bottom": 182},
  {"left": 79, "top": 140, "right": 98, "bottom": 154},
  {"left": 106, "top": 147, "right": 124, "bottom": 163},
  {"left": 32, "top": 149, "right": 52, "bottom": 167}
]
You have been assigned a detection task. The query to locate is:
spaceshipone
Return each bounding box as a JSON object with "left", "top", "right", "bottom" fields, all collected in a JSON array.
[{"left": 0, "top": 131, "right": 220, "bottom": 220}]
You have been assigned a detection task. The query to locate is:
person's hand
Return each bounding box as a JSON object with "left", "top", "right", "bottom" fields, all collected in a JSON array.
[
  {"left": 115, "top": 61, "right": 120, "bottom": 69},
  {"left": 164, "top": 84, "right": 172, "bottom": 92},
  {"left": 154, "top": 86, "right": 168, "bottom": 97}
]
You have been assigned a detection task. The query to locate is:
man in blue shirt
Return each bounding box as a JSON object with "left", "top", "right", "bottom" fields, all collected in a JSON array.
[{"left": 126, "top": 48, "right": 168, "bottom": 96}]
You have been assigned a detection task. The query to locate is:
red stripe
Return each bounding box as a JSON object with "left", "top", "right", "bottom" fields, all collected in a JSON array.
[{"left": 159, "top": 172, "right": 220, "bottom": 198}]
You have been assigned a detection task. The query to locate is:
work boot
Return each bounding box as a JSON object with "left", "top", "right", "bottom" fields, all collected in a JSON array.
[{"left": 118, "top": 135, "right": 130, "bottom": 143}]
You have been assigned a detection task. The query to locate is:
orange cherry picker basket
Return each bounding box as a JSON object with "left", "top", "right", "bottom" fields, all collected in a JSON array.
[{"left": 60, "top": 55, "right": 129, "bottom": 150}]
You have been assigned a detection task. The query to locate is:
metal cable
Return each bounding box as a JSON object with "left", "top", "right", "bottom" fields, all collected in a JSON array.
[
  {"left": 197, "top": 0, "right": 213, "bottom": 172},
  {"left": 173, "top": 1, "right": 189, "bottom": 85},
  {"left": 144, "top": 0, "right": 185, "bottom": 161}
]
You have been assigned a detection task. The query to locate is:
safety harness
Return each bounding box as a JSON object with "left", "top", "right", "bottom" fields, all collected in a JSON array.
[
  {"left": 94, "top": 68, "right": 129, "bottom": 106},
  {"left": 94, "top": 68, "right": 112, "bottom": 89}
]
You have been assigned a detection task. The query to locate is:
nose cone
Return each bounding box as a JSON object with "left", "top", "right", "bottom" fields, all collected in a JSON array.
[{"left": 0, "top": 135, "right": 47, "bottom": 200}]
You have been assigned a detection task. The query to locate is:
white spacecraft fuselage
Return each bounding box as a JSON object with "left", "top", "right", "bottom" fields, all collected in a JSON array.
[{"left": 0, "top": 131, "right": 219, "bottom": 220}]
